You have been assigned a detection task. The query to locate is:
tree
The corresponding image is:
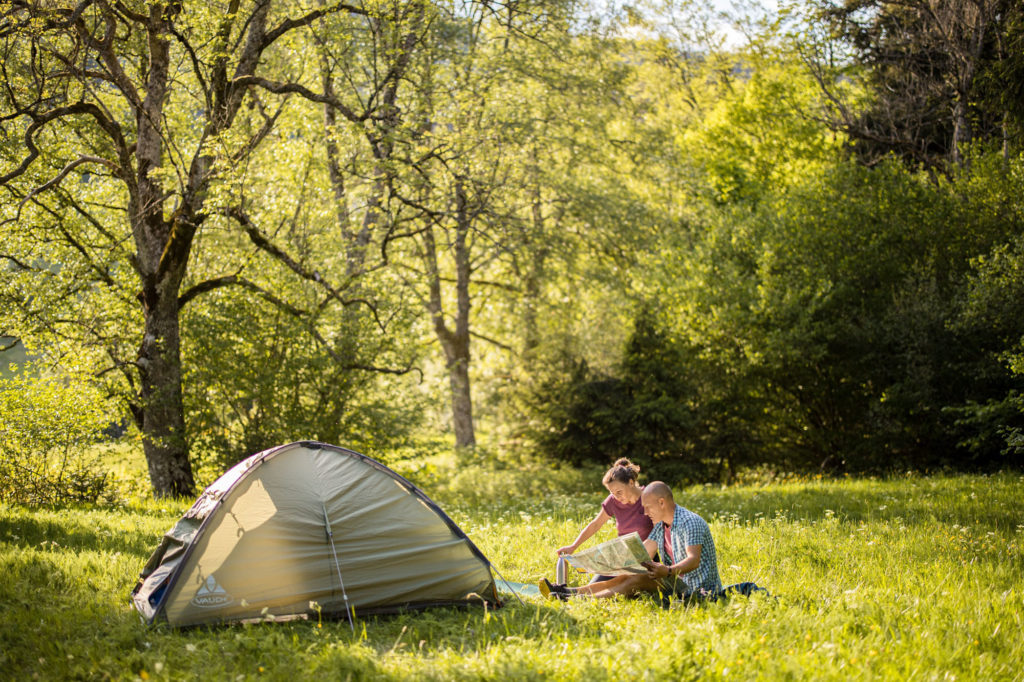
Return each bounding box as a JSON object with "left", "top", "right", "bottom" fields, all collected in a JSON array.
[
  {"left": 379, "top": 0, "right": 596, "bottom": 452},
  {"left": 799, "top": 0, "right": 1024, "bottom": 169},
  {"left": 0, "top": 0, "right": 424, "bottom": 495}
]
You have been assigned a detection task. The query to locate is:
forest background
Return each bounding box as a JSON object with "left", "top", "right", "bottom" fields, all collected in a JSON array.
[{"left": 3, "top": 0, "right": 1024, "bottom": 502}]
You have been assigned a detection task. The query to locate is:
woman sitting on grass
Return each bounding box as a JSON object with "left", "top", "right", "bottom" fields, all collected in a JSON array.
[{"left": 542, "top": 458, "right": 653, "bottom": 596}]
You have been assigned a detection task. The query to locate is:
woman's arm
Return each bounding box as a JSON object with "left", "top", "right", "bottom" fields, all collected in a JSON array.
[{"left": 556, "top": 509, "right": 612, "bottom": 555}]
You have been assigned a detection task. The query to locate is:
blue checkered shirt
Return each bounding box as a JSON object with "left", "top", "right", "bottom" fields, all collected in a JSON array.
[{"left": 648, "top": 505, "right": 722, "bottom": 595}]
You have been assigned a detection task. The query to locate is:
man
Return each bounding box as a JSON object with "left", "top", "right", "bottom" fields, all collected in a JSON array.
[
  {"left": 541, "top": 481, "right": 721, "bottom": 600},
  {"left": 638, "top": 480, "right": 722, "bottom": 599}
]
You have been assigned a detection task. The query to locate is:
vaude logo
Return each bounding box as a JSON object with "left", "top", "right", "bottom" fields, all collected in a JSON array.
[{"left": 191, "top": 575, "right": 233, "bottom": 608}]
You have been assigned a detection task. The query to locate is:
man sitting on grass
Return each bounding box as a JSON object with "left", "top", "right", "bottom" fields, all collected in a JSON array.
[{"left": 541, "top": 481, "right": 722, "bottom": 601}]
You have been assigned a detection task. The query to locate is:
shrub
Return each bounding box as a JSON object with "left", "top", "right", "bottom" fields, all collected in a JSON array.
[
  {"left": 0, "top": 371, "right": 117, "bottom": 505},
  {"left": 528, "top": 310, "right": 719, "bottom": 484}
]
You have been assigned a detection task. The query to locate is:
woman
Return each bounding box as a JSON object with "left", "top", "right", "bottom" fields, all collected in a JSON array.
[{"left": 542, "top": 458, "right": 653, "bottom": 597}]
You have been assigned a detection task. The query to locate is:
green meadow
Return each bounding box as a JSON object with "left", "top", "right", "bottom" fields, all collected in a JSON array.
[{"left": 2, "top": 470, "right": 1022, "bottom": 681}]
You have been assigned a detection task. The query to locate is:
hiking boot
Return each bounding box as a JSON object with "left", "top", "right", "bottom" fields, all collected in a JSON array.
[{"left": 539, "top": 578, "right": 570, "bottom": 600}]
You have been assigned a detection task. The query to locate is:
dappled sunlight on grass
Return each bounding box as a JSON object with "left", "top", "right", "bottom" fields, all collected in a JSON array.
[{"left": 1, "top": 473, "right": 1022, "bottom": 680}]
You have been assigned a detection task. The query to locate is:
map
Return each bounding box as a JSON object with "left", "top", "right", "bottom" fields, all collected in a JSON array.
[{"left": 561, "top": 532, "right": 651, "bottom": 575}]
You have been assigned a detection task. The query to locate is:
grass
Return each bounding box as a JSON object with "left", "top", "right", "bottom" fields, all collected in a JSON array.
[{"left": 1, "top": 470, "right": 1022, "bottom": 681}]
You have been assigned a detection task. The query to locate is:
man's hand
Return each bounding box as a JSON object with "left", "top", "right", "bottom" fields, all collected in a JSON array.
[{"left": 642, "top": 561, "right": 670, "bottom": 579}]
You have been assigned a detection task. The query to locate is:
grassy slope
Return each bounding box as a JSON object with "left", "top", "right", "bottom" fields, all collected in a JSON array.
[{"left": 1, "top": 473, "right": 1022, "bottom": 681}]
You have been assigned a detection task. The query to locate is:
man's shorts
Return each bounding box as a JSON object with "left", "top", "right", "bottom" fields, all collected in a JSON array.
[{"left": 656, "top": 574, "right": 690, "bottom": 597}]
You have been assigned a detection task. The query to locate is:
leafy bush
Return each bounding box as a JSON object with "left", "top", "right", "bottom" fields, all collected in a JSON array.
[
  {"left": 528, "top": 309, "right": 723, "bottom": 484},
  {"left": 0, "top": 371, "right": 117, "bottom": 505}
]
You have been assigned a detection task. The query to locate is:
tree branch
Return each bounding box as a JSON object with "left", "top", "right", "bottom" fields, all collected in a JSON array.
[
  {"left": 177, "top": 274, "right": 418, "bottom": 377},
  {"left": 232, "top": 75, "right": 369, "bottom": 124},
  {"left": 470, "top": 330, "right": 513, "bottom": 352},
  {"left": 179, "top": 273, "right": 253, "bottom": 309},
  {"left": 0, "top": 102, "right": 129, "bottom": 187},
  {"left": 15, "top": 155, "right": 121, "bottom": 218},
  {"left": 262, "top": 1, "right": 368, "bottom": 49}
]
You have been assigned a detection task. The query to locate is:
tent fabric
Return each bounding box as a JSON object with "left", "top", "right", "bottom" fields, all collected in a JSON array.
[{"left": 131, "top": 441, "right": 498, "bottom": 627}]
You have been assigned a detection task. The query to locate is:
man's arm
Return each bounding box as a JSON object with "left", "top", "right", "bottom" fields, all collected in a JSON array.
[
  {"left": 643, "top": 538, "right": 658, "bottom": 559},
  {"left": 644, "top": 544, "right": 702, "bottom": 579}
]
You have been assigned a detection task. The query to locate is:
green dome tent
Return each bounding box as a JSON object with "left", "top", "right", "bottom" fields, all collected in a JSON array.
[{"left": 131, "top": 441, "right": 498, "bottom": 627}]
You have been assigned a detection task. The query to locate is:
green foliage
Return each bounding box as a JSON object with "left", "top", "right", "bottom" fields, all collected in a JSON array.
[
  {"left": 529, "top": 309, "right": 713, "bottom": 483},
  {"left": 0, "top": 372, "right": 118, "bottom": 505},
  {"left": 1, "top": 474, "right": 1023, "bottom": 680},
  {"left": 951, "top": 230, "right": 1024, "bottom": 459},
  {"left": 182, "top": 287, "right": 424, "bottom": 475},
  {"left": 3, "top": 0, "right": 1023, "bottom": 489},
  {"left": 638, "top": 148, "right": 1024, "bottom": 475}
]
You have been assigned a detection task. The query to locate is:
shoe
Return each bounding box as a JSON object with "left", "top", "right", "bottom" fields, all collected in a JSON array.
[{"left": 539, "top": 578, "right": 570, "bottom": 601}]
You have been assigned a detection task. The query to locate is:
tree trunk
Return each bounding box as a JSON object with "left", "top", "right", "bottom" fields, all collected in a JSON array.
[
  {"left": 422, "top": 178, "right": 476, "bottom": 450},
  {"left": 135, "top": 291, "right": 194, "bottom": 496},
  {"left": 128, "top": 4, "right": 196, "bottom": 497},
  {"left": 449, "top": 178, "right": 475, "bottom": 450},
  {"left": 522, "top": 174, "right": 553, "bottom": 367},
  {"left": 447, "top": 342, "right": 475, "bottom": 450}
]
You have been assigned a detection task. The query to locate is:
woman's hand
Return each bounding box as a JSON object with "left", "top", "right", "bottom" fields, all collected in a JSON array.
[{"left": 557, "top": 509, "right": 611, "bottom": 557}]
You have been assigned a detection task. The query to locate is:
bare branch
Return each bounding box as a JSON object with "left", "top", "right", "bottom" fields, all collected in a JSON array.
[
  {"left": 0, "top": 253, "right": 35, "bottom": 270},
  {"left": 15, "top": 155, "right": 120, "bottom": 217},
  {"left": 224, "top": 206, "right": 389, "bottom": 330},
  {"left": 232, "top": 75, "right": 369, "bottom": 124},
  {"left": 167, "top": 22, "right": 213, "bottom": 112},
  {"left": 262, "top": 1, "right": 368, "bottom": 49},
  {"left": 177, "top": 274, "right": 418, "bottom": 377},
  {"left": 0, "top": 102, "right": 129, "bottom": 186},
  {"left": 178, "top": 273, "right": 247, "bottom": 308},
  {"left": 469, "top": 330, "right": 514, "bottom": 352}
]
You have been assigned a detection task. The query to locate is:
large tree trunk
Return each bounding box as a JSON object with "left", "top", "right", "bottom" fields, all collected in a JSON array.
[
  {"left": 128, "top": 4, "right": 196, "bottom": 497},
  {"left": 135, "top": 291, "right": 194, "bottom": 496}
]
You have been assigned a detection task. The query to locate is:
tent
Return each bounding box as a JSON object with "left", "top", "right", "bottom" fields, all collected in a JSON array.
[{"left": 131, "top": 441, "right": 499, "bottom": 627}]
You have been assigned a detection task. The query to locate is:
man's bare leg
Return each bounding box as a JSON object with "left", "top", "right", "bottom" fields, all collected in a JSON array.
[
  {"left": 566, "top": 575, "right": 632, "bottom": 596},
  {"left": 586, "top": 574, "right": 660, "bottom": 599}
]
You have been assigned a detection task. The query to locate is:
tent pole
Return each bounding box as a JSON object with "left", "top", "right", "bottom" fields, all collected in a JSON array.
[
  {"left": 322, "top": 503, "right": 356, "bottom": 634},
  {"left": 490, "top": 564, "right": 527, "bottom": 607}
]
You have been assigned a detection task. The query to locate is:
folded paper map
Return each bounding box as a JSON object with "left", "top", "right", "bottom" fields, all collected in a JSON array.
[{"left": 561, "top": 532, "right": 651, "bottom": 575}]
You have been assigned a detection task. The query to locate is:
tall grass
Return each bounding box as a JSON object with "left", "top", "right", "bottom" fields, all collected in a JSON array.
[{"left": 1, "top": 473, "right": 1021, "bottom": 680}]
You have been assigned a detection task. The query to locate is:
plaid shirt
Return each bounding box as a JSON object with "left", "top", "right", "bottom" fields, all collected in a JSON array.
[{"left": 648, "top": 505, "right": 722, "bottom": 595}]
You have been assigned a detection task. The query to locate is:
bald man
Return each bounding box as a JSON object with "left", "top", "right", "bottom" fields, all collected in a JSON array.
[
  {"left": 637, "top": 481, "right": 722, "bottom": 599},
  {"left": 544, "top": 481, "right": 721, "bottom": 600}
]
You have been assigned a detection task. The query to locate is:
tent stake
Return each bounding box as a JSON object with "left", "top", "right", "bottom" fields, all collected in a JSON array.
[{"left": 322, "top": 503, "right": 356, "bottom": 634}]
